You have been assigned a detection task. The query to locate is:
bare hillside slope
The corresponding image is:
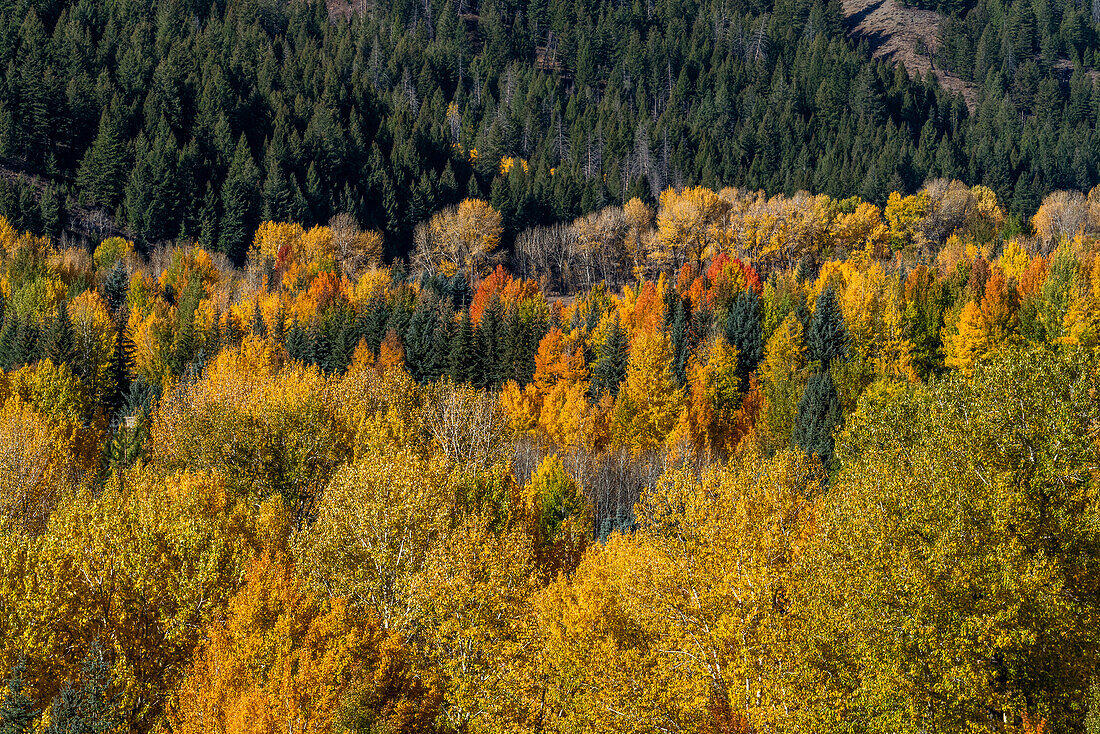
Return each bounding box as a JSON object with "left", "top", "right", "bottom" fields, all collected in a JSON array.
[{"left": 844, "top": 0, "right": 979, "bottom": 111}]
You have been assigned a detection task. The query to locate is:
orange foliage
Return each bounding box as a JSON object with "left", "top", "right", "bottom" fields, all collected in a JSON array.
[
  {"left": 470, "top": 264, "right": 512, "bottom": 324},
  {"left": 378, "top": 329, "right": 405, "bottom": 371},
  {"left": 171, "top": 553, "right": 440, "bottom": 734}
]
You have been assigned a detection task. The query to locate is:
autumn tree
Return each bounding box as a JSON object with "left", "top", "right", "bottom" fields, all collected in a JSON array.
[
  {"left": 653, "top": 187, "right": 731, "bottom": 269},
  {"left": 611, "top": 330, "right": 684, "bottom": 453},
  {"left": 0, "top": 394, "right": 80, "bottom": 534},
  {"left": 1032, "top": 190, "right": 1090, "bottom": 246},
  {"left": 537, "top": 449, "right": 820, "bottom": 733},
  {"left": 759, "top": 312, "right": 807, "bottom": 450},
  {"left": 524, "top": 455, "right": 592, "bottom": 579},
  {"left": 171, "top": 553, "right": 439, "bottom": 734},
  {"left": 413, "top": 199, "right": 502, "bottom": 277},
  {"left": 794, "top": 348, "right": 1100, "bottom": 733},
  {"left": 0, "top": 470, "right": 261, "bottom": 730}
]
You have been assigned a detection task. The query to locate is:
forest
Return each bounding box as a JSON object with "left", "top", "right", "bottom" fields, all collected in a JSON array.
[
  {"left": 0, "top": 177, "right": 1099, "bottom": 732},
  {"left": 5, "top": 0, "right": 1100, "bottom": 260}
]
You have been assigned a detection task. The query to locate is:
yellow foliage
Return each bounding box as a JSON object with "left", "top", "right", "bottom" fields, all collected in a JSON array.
[
  {"left": 0, "top": 469, "right": 261, "bottom": 730},
  {"left": 945, "top": 300, "right": 989, "bottom": 377},
  {"left": 884, "top": 190, "right": 930, "bottom": 251},
  {"left": 93, "top": 236, "right": 136, "bottom": 272},
  {"left": 612, "top": 330, "right": 684, "bottom": 453},
  {"left": 537, "top": 449, "right": 819, "bottom": 733},
  {"left": 654, "top": 186, "right": 731, "bottom": 267},
  {"left": 500, "top": 379, "right": 540, "bottom": 435},
  {"left": 414, "top": 199, "right": 503, "bottom": 277},
  {"left": 0, "top": 394, "right": 81, "bottom": 534},
  {"left": 1000, "top": 238, "right": 1032, "bottom": 282},
  {"left": 172, "top": 552, "right": 440, "bottom": 734}
]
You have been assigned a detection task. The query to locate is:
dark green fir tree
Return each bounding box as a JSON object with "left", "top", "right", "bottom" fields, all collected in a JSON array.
[
  {"left": 0, "top": 656, "right": 35, "bottom": 734},
  {"left": 792, "top": 371, "right": 842, "bottom": 468},
  {"left": 807, "top": 287, "right": 849, "bottom": 368}
]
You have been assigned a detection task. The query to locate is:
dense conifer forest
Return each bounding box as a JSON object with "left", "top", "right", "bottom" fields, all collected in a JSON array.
[{"left": 3, "top": 0, "right": 1100, "bottom": 260}]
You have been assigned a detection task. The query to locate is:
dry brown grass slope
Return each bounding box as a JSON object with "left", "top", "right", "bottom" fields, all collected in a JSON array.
[{"left": 843, "top": 0, "right": 979, "bottom": 111}]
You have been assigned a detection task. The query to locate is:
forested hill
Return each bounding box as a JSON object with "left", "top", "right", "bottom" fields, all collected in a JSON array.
[{"left": 0, "top": 0, "right": 1098, "bottom": 261}]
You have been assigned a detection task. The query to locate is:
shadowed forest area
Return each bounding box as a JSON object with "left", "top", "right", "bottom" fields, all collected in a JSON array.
[{"left": 3, "top": 0, "right": 1100, "bottom": 260}]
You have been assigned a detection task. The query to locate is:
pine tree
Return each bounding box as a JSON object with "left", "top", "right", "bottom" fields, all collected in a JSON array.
[
  {"left": 0, "top": 315, "right": 17, "bottom": 370},
  {"left": 308, "top": 322, "right": 329, "bottom": 368},
  {"left": 476, "top": 294, "right": 506, "bottom": 387},
  {"left": 0, "top": 657, "right": 35, "bottom": 734},
  {"left": 251, "top": 303, "right": 266, "bottom": 338},
  {"left": 44, "top": 683, "right": 80, "bottom": 734},
  {"left": 669, "top": 296, "right": 689, "bottom": 386},
  {"left": 807, "top": 287, "right": 849, "bottom": 368},
  {"left": 362, "top": 297, "right": 388, "bottom": 354},
  {"left": 76, "top": 101, "right": 128, "bottom": 210},
  {"left": 725, "top": 288, "right": 764, "bottom": 390},
  {"left": 327, "top": 309, "right": 358, "bottom": 373},
  {"left": 218, "top": 134, "right": 260, "bottom": 263},
  {"left": 104, "top": 323, "right": 134, "bottom": 423},
  {"left": 39, "top": 184, "right": 62, "bottom": 239},
  {"left": 404, "top": 294, "right": 438, "bottom": 381},
  {"left": 591, "top": 313, "right": 628, "bottom": 398},
  {"left": 501, "top": 308, "right": 527, "bottom": 384},
  {"left": 285, "top": 319, "right": 307, "bottom": 362},
  {"left": 75, "top": 644, "right": 118, "bottom": 734},
  {"left": 792, "top": 371, "right": 842, "bottom": 468},
  {"left": 12, "top": 318, "right": 40, "bottom": 368},
  {"left": 449, "top": 309, "right": 477, "bottom": 383},
  {"left": 102, "top": 261, "right": 129, "bottom": 318},
  {"left": 42, "top": 304, "right": 76, "bottom": 366},
  {"left": 425, "top": 306, "right": 453, "bottom": 381}
]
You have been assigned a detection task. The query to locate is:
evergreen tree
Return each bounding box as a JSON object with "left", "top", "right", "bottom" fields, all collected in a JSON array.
[
  {"left": 173, "top": 278, "right": 202, "bottom": 373},
  {"left": 104, "top": 322, "right": 134, "bottom": 423},
  {"left": 101, "top": 261, "right": 129, "bottom": 317},
  {"left": 250, "top": 303, "right": 266, "bottom": 338},
  {"left": 404, "top": 294, "right": 438, "bottom": 381},
  {"left": 591, "top": 313, "right": 628, "bottom": 398},
  {"left": 75, "top": 101, "right": 127, "bottom": 210},
  {"left": 792, "top": 371, "right": 842, "bottom": 468},
  {"left": 308, "top": 322, "right": 329, "bottom": 368},
  {"left": 39, "top": 184, "right": 62, "bottom": 239},
  {"left": 724, "top": 289, "right": 764, "bottom": 390},
  {"left": 668, "top": 296, "right": 690, "bottom": 386},
  {"left": 477, "top": 294, "right": 506, "bottom": 388},
  {"left": 361, "top": 297, "right": 388, "bottom": 354},
  {"left": 449, "top": 309, "right": 477, "bottom": 383},
  {"left": 285, "top": 319, "right": 307, "bottom": 362},
  {"left": 425, "top": 306, "right": 453, "bottom": 381},
  {"left": 12, "top": 318, "right": 40, "bottom": 368},
  {"left": 42, "top": 303, "right": 76, "bottom": 366},
  {"left": 218, "top": 134, "right": 260, "bottom": 263},
  {"left": 74, "top": 644, "right": 118, "bottom": 734},
  {"left": 0, "top": 315, "right": 17, "bottom": 370},
  {"left": 44, "top": 683, "right": 80, "bottom": 734},
  {"left": 327, "top": 309, "right": 358, "bottom": 373},
  {"left": 0, "top": 657, "right": 35, "bottom": 734},
  {"left": 807, "top": 287, "right": 849, "bottom": 368}
]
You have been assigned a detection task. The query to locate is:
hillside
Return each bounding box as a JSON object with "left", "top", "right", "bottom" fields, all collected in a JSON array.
[
  {"left": 843, "top": 0, "right": 980, "bottom": 109},
  {"left": 2, "top": 0, "right": 1100, "bottom": 264}
]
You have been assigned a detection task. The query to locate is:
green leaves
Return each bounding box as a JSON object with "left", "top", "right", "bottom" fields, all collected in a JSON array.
[{"left": 798, "top": 347, "right": 1100, "bottom": 733}]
